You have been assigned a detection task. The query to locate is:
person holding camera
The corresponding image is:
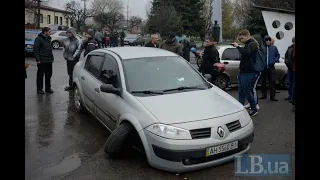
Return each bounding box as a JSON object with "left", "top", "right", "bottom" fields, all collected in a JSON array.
[{"left": 232, "top": 29, "right": 258, "bottom": 116}]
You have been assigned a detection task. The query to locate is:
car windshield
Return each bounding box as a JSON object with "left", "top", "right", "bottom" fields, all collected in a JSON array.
[
  {"left": 25, "top": 33, "right": 38, "bottom": 41},
  {"left": 126, "top": 34, "right": 137, "bottom": 39},
  {"left": 122, "top": 56, "right": 211, "bottom": 95}
]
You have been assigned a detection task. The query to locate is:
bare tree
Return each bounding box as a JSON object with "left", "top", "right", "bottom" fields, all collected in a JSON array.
[
  {"left": 25, "top": 0, "right": 49, "bottom": 28},
  {"left": 64, "top": 1, "right": 85, "bottom": 31},
  {"left": 232, "top": 0, "right": 252, "bottom": 27},
  {"left": 91, "top": 0, "right": 124, "bottom": 30},
  {"left": 129, "top": 16, "right": 142, "bottom": 28},
  {"left": 201, "top": 0, "right": 214, "bottom": 36}
]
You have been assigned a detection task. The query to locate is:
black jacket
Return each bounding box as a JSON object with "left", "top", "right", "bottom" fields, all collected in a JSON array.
[
  {"left": 199, "top": 45, "right": 220, "bottom": 74},
  {"left": 81, "top": 38, "right": 98, "bottom": 57},
  {"left": 33, "top": 33, "right": 54, "bottom": 63},
  {"left": 145, "top": 41, "right": 159, "bottom": 48},
  {"left": 237, "top": 38, "right": 258, "bottom": 74},
  {"left": 285, "top": 44, "right": 294, "bottom": 70}
]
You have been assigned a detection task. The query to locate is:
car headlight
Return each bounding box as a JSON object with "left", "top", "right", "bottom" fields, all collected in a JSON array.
[
  {"left": 239, "top": 109, "right": 252, "bottom": 127},
  {"left": 145, "top": 123, "right": 192, "bottom": 140},
  {"left": 27, "top": 45, "right": 33, "bottom": 49}
]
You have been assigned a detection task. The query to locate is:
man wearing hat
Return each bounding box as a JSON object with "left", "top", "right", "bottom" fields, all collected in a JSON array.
[
  {"left": 159, "top": 33, "right": 182, "bottom": 56},
  {"left": 284, "top": 37, "right": 295, "bottom": 102},
  {"left": 80, "top": 29, "right": 99, "bottom": 57},
  {"left": 259, "top": 35, "right": 280, "bottom": 101},
  {"left": 63, "top": 27, "right": 82, "bottom": 90}
]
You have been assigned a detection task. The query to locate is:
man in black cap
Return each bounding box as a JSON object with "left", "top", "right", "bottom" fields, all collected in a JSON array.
[
  {"left": 159, "top": 33, "right": 182, "bottom": 56},
  {"left": 80, "top": 29, "right": 99, "bottom": 57}
]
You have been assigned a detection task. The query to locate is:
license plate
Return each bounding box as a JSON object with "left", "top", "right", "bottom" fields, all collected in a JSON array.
[{"left": 205, "top": 141, "right": 238, "bottom": 157}]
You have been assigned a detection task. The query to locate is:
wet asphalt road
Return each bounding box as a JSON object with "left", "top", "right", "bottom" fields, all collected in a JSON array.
[{"left": 25, "top": 49, "right": 295, "bottom": 180}]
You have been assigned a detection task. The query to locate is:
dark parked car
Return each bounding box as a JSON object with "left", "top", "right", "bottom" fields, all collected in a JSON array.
[{"left": 124, "top": 34, "right": 145, "bottom": 46}]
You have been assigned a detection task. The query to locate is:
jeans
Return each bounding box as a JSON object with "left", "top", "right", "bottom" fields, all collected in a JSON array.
[
  {"left": 238, "top": 72, "right": 257, "bottom": 111},
  {"left": 66, "top": 60, "right": 79, "bottom": 87},
  {"left": 252, "top": 72, "right": 261, "bottom": 104},
  {"left": 287, "top": 69, "right": 294, "bottom": 99},
  {"left": 37, "top": 63, "right": 53, "bottom": 91},
  {"left": 261, "top": 66, "right": 276, "bottom": 98}
]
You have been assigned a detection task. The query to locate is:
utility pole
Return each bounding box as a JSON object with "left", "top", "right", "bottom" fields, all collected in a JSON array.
[
  {"left": 37, "top": 0, "right": 41, "bottom": 29},
  {"left": 126, "top": 4, "right": 129, "bottom": 28},
  {"left": 81, "top": 0, "right": 87, "bottom": 24}
]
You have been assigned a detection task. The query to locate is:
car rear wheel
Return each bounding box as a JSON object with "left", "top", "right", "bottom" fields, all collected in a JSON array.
[
  {"left": 104, "top": 122, "right": 136, "bottom": 158},
  {"left": 74, "top": 86, "right": 85, "bottom": 112},
  {"left": 52, "top": 41, "right": 60, "bottom": 49},
  {"left": 214, "top": 74, "right": 229, "bottom": 90}
]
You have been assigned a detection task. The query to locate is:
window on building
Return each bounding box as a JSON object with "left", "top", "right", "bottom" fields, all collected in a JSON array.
[
  {"left": 47, "top": 15, "right": 51, "bottom": 24},
  {"left": 60, "top": 17, "right": 62, "bottom": 25},
  {"left": 40, "top": 14, "right": 43, "bottom": 23},
  {"left": 54, "top": 16, "right": 58, "bottom": 25},
  {"left": 66, "top": 18, "right": 69, "bottom": 26}
]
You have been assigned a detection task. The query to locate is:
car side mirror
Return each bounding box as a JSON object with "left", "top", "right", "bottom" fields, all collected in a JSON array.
[{"left": 100, "top": 84, "right": 122, "bottom": 97}]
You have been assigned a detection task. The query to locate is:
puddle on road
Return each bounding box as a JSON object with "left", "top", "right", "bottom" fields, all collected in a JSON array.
[{"left": 32, "top": 153, "right": 82, "bottom": 179}]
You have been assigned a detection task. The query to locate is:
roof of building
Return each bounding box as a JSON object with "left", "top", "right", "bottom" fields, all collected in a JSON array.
[
  {"left": 25, "top": 2, "right": 71, "bottom": 14},
  {"left": 253, "top": 5, "right": 295, "bottom": 14},
  {"left": 94, "top": 47, "right": 179, "bottom": 60}
]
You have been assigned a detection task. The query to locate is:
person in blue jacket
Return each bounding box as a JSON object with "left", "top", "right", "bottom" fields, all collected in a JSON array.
[{"left": 259, "top": 35, "right": 280, "bottom": 101}]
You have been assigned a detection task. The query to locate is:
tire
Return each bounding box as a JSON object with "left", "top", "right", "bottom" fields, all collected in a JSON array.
[
  {"left": 196, "top": 57, "right": 203, "bottom": 67},
  {"left": 104, "top": 122, "right": 135, "bottom": 158},
  {"left": 214, "top": 74, "right": 229, "bottom": 90},
  {"left": 74, "top": 86, "right": 85, "bottom": 112},
  {"left": 52, "top": 41, "right": 60, "bottom": 49},
  {"left": 282, "top": 74, "right": 289, "bottom": 90}
]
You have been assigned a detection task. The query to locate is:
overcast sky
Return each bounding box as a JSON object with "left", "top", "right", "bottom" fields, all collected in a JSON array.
[{"left": 48, "top": 0, "right": 149, "bottom": 19}]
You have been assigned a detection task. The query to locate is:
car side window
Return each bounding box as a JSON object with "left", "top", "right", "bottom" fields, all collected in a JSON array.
[
  {"left": 59, "top": 32, "right": 67, "bottom": 36},
  {"left": 84, "top": 55, "right": 104, "bottom": 78},
  {"left": 222, "top": 48, "right": 240, "bottom": 60},
  {"left": 99, "top": 54, "right": 120, "bottom": 88}
]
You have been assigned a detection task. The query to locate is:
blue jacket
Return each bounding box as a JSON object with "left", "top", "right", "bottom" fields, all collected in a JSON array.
[{"left": 262, "top": 35, "right": 280, "bottom": 68}]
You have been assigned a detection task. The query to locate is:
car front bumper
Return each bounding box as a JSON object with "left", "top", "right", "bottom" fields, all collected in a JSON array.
[{"left": 140, "top": 120, "right": 254, "bottom": 173}]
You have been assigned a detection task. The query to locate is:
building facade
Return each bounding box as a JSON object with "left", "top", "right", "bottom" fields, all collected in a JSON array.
[{"left": 25, "top": 3, "right": 71, "bottom": 29}]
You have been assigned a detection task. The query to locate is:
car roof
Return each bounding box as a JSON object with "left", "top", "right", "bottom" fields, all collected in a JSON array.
[
  {"left": 25, "top": 30, "right": 41, "bottom": 34},
  {"left": 94, "top": 47, "right": 179, "bottom": 60}
]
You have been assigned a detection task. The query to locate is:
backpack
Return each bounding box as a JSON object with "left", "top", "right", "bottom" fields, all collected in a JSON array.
[{"left": 249, "top": 42, "right": 266, "bottom": 72}]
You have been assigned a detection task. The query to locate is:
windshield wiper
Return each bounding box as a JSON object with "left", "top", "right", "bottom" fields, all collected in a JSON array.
[
  {"left": 163, "top": 86, "right": 206, "bottom": 92},
  {"left": 131, "top": 90, "right": 164, "bottom": 95}
]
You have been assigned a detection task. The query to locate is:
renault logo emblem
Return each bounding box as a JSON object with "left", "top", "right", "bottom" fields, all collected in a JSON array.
[{"left": 217, "top": 126, "right": 225, "bottom": 138}]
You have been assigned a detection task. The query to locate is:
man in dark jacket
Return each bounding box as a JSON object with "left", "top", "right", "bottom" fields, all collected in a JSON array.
[
  {"left": 33, "top": 27, "right": 54, "bottom": 94},
  {"left": 81, "top": 29, "right": 98, "bottom": 57},
  {"left": 181, "top": 35, "right": 191, "bottom": 61},
  {"left": 284, "top": 37, "right": 295, "bottom": 101},
  {"left": 199, "top": 37, "right": 220, "bottom": 78},
  {"left": 145, "top": 34, "right": 159, "bottom": 48},
  {"left": 159, "top": 33, "right": 183, "bottom": 56},
  {"left": 120, "top": 30, "right": 125, "bottom": 47},
  {"left": 259, "top": 35, "right": 280, "bottom": 101},
  {"left": 63, "top": 27, "right": 82, "bottom": 90},
  {"left": 110, "top": 30, "right": 119, "bottom": 47},
  {"left": 232, "top": 29, "right": 258, "bottom": 116}
]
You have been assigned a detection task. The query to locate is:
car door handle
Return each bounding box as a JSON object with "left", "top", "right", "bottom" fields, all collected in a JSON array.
[
  {"left": 94, "top": 88, "right": 100, "bottom": 93},
  {"left": 81, "top": 76, "right": 85, "bottom": 80},
  {"left": 223, "top": 62, "right": 229, "bottom": 64}
]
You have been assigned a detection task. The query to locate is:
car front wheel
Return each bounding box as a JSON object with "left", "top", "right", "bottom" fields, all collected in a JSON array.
[
  {"left": 214, "top": 74, "right": 229, "bottom": 90},
  {"left": 104, "top": 122, "right": 136, "bottom": 158}
]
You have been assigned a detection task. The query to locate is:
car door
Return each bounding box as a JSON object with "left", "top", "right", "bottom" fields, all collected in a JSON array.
[
  {"left": 220, "top": 48, "right": 241, "bottom": 83},
  {"left": 58, "top": 31, "right": 68, "bottom": 43},
  {"left": 81, "top": 54, "right": 105, "bottom": 114},
  {"left": 94, "top": 53, "right": 125, "bottom": 131}
]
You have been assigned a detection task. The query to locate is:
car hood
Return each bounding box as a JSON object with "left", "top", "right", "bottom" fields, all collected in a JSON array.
[
  {"left": 124, "top": 38, "right": 136, "bottom": 42},
  {"left": 25, "top": 40, "right": 34, "bottom": 45},
  {"left": 135, "top": 87, "right": 243, "bottom": 124}
]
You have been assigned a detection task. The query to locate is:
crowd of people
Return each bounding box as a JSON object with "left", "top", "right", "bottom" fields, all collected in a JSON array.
[{"left": 30, "top": 27, "right": 295, "bottom": 114}]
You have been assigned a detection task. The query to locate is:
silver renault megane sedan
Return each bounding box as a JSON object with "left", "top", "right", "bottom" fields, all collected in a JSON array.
[{"left": 72, "top": 47, "right": 254, "bottom": 173}]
